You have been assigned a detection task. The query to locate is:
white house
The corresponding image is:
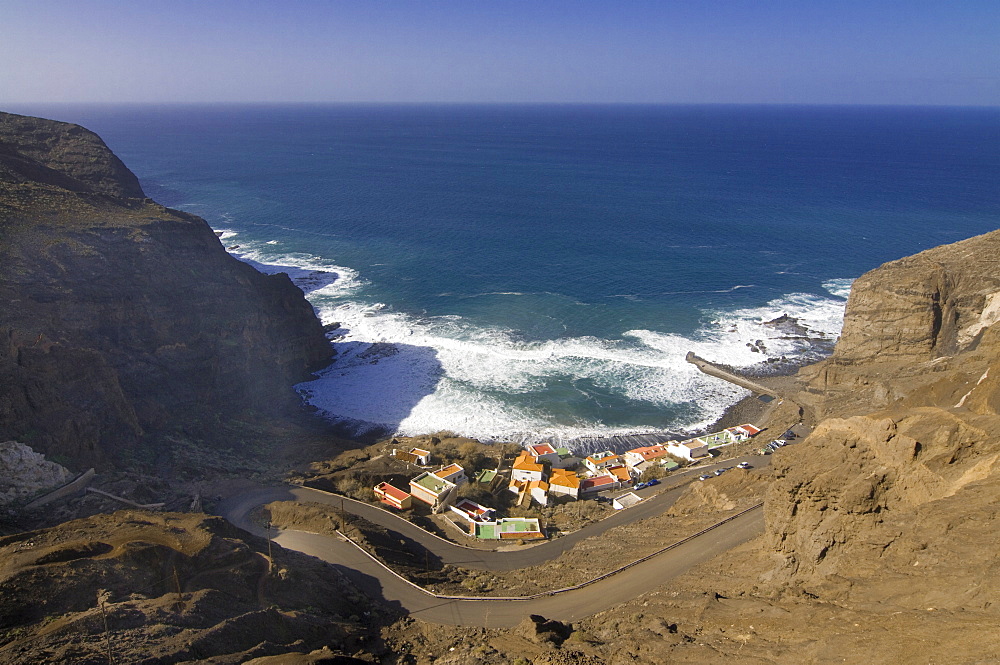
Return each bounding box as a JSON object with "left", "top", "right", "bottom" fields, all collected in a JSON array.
[
  {"left": 548, "top": 468, "right": 581, "bottom": 499},
  {"left": 584, "top": 450, "right": 621, "bottom": 474},
  {"left": 666, "top": 440, "right": 709, "bottom": 461},
  {"left": 623, "top": 444, "right": 669, "bottom": 470},
  {"left": 527, "top": 443, "right": 561, "bottom": 466},
  {"left": 512, "top": 451, "right": 546, "bottom": 483},
  {"left": 409, "top": 472, "right": 457, "bottom": 509},
  {"left": 433, "top": 463, "right": 468, "bottom": 486},
  {"left": 528, "top": 480, "right": 549, "bottom": 506}
]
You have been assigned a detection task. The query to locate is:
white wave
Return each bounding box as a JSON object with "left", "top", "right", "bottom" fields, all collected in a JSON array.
[
  {"left": 210, "top": 227, "right": 366, "bottom": 298},
  {"left": 217, "top": 221, "right": 852, "bottom": 445},
  {"left": 295, "top": 277, "right": 854, "bottom": 444},
  {"left": 823, "top": 277, "right": 854, "bottom": 300}
]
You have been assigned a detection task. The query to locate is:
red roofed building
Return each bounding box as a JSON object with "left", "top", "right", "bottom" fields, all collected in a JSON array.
[
  {"left": 373, "top": 482, "right": 412, "bottom": 510},
  {"left": 528, "top": 443, "right": 560, "bottom": 466},
  {"left": 580, "top": 473, "right": 619, "bottom": 496},
  {"left": 727, "top": 424, "right": 761, "bottom": 439}
]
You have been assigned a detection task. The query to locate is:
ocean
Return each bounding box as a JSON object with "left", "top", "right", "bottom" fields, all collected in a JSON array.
[{"left": 13, "top": 104, "right": 1000, "bottom": 447}]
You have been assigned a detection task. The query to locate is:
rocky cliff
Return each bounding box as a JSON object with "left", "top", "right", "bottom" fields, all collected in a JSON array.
[
  {"left": 0, "top": 112, "right": 332, "bottom": 470},
  {"left": 766, "top": 228, "right": 1000, "bottom": 612}
]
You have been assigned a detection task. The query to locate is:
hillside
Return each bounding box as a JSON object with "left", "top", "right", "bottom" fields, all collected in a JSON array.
[
  {"left": 0, "top": 111, "right": 333, "bottom": 470},
  {"left": 545, "top": 229, "right": 1000, "bottom": 664}
]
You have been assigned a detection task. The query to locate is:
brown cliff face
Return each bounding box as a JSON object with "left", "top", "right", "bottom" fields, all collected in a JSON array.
[
  {"left": 766, "top": 229, "right": 1000, "bottom": 612},
  {"left": 0, "top": 112, "right": 332, "bottom": 469},
  {"left": 798, "top": 229, "right": 1000, "bottom": 418}
]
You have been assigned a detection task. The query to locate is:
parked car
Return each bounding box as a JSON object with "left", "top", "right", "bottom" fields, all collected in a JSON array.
[
  {"left": 714, "top": 468, "right": 726, "bottom": 476},
  {"left": 647, "top": 478, "right": 660, "bottom": 486},
  {"left": 783, "top": 430, "right": 797, "bottom": 439},
  {"left": 737, "top": 461, "right": 751, "bottom": 469},
  {"left": 698, "top": 475, "right": 711, "bottom": 481},
  {"left": 633, "top": 481, "right": 648, "bottom": 490},
  {"left": 774, "top": 439, "right": 787, "bottom": 446}
]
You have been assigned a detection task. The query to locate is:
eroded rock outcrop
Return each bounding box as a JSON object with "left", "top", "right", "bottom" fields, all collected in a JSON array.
[
  {"left": 0, "top": 112, "right": 332, "bottom": 469},
  {"left": 766, "top": 229, "right": 1000, "bottom": 612},
  {"left": 798, "top": 229, "right": 1000, "bottom": 418}
]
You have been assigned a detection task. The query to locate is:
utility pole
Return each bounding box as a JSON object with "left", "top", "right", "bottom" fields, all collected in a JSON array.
[
  {"left": 172, "top": 567, "right": 185, "bottom": 613},
  {"left": 97, "top": 589, "right": 115, "bottom": 665}
]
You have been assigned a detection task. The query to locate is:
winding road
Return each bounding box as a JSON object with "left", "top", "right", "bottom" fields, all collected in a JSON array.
[{"left": 216, "top": 456, "right": 769, "bottom": 627}]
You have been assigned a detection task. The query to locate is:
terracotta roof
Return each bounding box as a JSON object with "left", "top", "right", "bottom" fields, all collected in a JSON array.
[
  {"left": 434, "top": 463, "right": 465, "bottom": 478},
  {"left": 375, "top": 482, "right": 410, "bottom": 501},
  {"left": 626, "top": 445, "right": 668, "bottom": 461},
  {"left": 586, "top": 451, "right": 620, "bottom": 466},
  {"left": 530, "top": 443, "right": 557, "bottom": 456},
  {"left": 549, "top": 469, "right": 581, "bottom": 488},
  {"left": 513, "top": 451, "right": 544, "bottom": 473},
  {"left": 608, "top": 465, "right": 632, "bottom": 482},
  {"left": 580, "top": 474, "right": 616, "bottom": 491}
]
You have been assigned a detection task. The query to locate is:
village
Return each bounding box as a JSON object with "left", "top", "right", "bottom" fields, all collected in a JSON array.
[{"left": 368, "top": 424, "right": 763, "bottom": 541}]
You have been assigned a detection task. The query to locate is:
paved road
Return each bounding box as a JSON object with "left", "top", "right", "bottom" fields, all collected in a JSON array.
[
  {"left": 215, "top": 454, "right": 769, "bottom": 626},
  {"left": 268, "top": 507, "right": 764, "bottom": 627},
  {"left": 218, "top": 453, "right": 770, "bottom": 572}
]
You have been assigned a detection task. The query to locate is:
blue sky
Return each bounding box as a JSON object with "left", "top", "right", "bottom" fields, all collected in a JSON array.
[{"left": 2, "top": 0, "right": 998, "bottom": 105}]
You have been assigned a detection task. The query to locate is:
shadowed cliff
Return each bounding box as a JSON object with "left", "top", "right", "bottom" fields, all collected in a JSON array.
[{"left": 0, "top": 111, "right": 333, "bottom": 469}]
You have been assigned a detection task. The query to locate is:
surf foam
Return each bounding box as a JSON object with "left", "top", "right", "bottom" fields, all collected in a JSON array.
[{"left": 218, "top": 226, "right": 853, "bottom": 445}]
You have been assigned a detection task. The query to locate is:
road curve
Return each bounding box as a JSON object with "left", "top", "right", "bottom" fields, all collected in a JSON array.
[
  {"left": 268, "top": 507, "right": 764, "bottom": 627},
  {"left": 216, "top": 482, "right": 766, "bottom": 627}
]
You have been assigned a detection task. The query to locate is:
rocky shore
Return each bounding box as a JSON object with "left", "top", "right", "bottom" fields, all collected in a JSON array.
[{"left": 3, "top": 111, "right": 1000, "bottom": 664}]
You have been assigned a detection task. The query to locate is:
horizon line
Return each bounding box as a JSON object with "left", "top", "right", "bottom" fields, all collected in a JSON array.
[{"left": 4, "top": 100, "right": 999, "bottom": 110}]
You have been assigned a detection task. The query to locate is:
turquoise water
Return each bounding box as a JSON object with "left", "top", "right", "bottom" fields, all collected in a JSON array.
[{"left": 14, "top": 104, "right": 1000, "bottom": 443}]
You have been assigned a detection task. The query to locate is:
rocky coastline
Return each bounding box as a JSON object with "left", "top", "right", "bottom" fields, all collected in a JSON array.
[{"left": 2, "top": 111, "right": 999, "bottom": 664}]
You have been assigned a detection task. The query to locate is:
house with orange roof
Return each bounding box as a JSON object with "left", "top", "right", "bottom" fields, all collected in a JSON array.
[
  {"left": 528, "top": 480, "right": 549, "bottom": 506},
  {"left": 584, "top": 450, "right": 621, "bottom": 474},
  {"left": 623, "top": 444, "right": 669, "bottom": 470},
  {"left": 607, "top": 464, "right": 635, "bottom": 485},
  {"left": 391, "top": 446, "right": 432, "bottom": 466},
  {"left": 433, "top": 463, "right": 468, "bottom": 486},
  {"left": 373, "top": 482, "right": 412, "bottom": 510},
  {"left": 548, "top": 468, "right": 581, "bottom": 499},
  {"left": 511, "top": 451, "right": 546, "bottom": 483}
]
